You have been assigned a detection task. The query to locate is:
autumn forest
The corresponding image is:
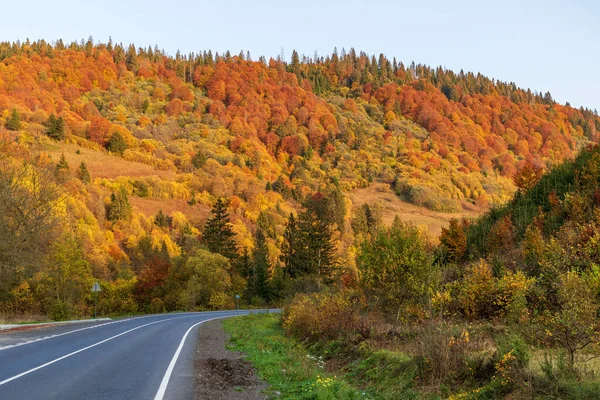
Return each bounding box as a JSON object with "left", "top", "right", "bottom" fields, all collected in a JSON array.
[{"left": 2, "top": 38, "right": 600, "bottom": 397}]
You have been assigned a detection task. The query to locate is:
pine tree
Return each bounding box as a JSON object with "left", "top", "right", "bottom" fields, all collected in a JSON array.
[
  {"left": 154, "top": 209, "right": 171, "bottom": 228},
  {"left": 55, "top": 154, "right": 70, "bottom": 182},
  {"left": 280, "top": 213, "right": 303, "bottom": 278},
  {"left": 46, "top": 114, "right": 65, "bottom": 140},
  {"left": 290, "top": 50, "right": 300, "bottom": 74},
  {"left": 202, "top": 198, "right": 238, "bottom": 259},
  {"left": 6, "top": 109, "right": 21, "bottom": 131},
  {"left": 286, "top": 194, "right": 338, "bottom": 278},
  {"left": 107, "top": 188, "right": 132, "bottom": 221},
  {"left": 125, "top": 44, "right": 138, "bottom": 72},
  {"left": 252, "top": 228, "right": 270, "bottom": 300},
  {"left": 298, "top": 205, "right": 337, "bottom": 277},
  {"left": 77, "top": 162, "right": 91, "bottom": 184},
  {"left": 238, "top": 247, "right": 252, "bottom": 282},
  {"left": 56, "top": 154, "right": 69, "bottom": 171},
  {"left": 106, "top": 132, "right": 127, "bottom": 155}
]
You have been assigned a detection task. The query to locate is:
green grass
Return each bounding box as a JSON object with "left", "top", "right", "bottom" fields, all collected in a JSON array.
[{"left": 223, "top": 313, "right": 373, "bottom": 399}]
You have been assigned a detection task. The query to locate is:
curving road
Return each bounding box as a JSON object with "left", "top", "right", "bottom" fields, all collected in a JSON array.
[{"left": 0, "top": 310, "right": 266, "bottom": 400}]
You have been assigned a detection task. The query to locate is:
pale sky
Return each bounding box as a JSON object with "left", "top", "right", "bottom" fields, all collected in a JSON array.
[{"left": 1, "top": 0, "right": 598, "bottom": 110}]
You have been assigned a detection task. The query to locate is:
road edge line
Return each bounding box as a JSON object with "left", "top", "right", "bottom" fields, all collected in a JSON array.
[{"left": 153, "top": 312, "right": 247, "bottom": 400}]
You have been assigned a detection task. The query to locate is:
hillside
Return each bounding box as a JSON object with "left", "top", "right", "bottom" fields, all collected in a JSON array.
[
  {"left": 1, "top": 39, "right": 600, "bottom": 319},
  {"left": 348, "top": 182, "right": 479, "bottom": 238},
  {"left": 465, "top": 142, "right": 600, "bottom": 268}
]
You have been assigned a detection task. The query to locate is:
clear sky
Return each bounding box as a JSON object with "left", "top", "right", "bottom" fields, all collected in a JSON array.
[{"left": 1, "top": 0, "right": 598, "bottom": 110}]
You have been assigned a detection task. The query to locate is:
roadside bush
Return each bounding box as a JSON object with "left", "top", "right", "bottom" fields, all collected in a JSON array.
[
  {"left": 208, "top": 291, "right": 233, "bottom": 310},
  {"left": 179, "top": 250, "right": 233, "bottom": 310},
  {"left": 97, "top": 278, "right": 139, "bottom": 316},
  {"left": 149, "top": 297, "right": 165, "bottom": 314},
  {"left": 282, "top": 290, "right": 363, "bottom": 343},
  {"left": 48, "top": 300, "right": 74, "bottom": 321}
]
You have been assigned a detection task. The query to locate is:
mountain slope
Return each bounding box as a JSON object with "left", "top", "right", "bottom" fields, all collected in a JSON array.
[{"left": 1, "top": 39, "right": 599, "bottom": 317}]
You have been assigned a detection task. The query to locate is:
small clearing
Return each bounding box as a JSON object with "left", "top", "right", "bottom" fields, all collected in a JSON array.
[
  {"left": 348, "top": 182, "right": 481, "bottom": 239},
  {"left": 130, "top": 198, "right": 208, "bottom": 223},
  {"left": 43, "top": 142, "right": 174, "bottom": 179}
]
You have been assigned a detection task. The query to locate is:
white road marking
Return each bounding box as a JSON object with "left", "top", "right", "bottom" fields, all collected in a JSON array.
[
  {"left": 0, "top": 314, "right": 191, "bottom": 352},
  {"left": 153, "top": 314, "right": 243, "bottom": 400},
  {"left": 0, "top": 316, "right": 189, "bottom": 387}
]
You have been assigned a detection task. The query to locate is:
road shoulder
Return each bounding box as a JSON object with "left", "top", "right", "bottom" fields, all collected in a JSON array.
[{"left": 194, "top": 319, "right": 268, "bottom": 400}]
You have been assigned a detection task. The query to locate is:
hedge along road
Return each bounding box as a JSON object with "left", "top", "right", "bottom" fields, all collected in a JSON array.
[{"left": 0, "top": 310, "right": 275, "bottom": 400}]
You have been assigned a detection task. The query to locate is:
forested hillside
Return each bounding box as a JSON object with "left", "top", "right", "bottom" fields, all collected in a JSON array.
[{"left": 0, "top": 38, "right": 599, "bottom": 320}]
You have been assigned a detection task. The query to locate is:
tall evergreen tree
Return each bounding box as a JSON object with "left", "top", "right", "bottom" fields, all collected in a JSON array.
[
  {"left": 290, "top": 50, "right": 300, "bottom": 74},
  {"left": 252, "top": 228, "right": 270, "bottom": 300},
  {"left": 56, "top": 153, "right": 69, "bottom": 171},
  {"left": 46, "top": 114, "right": 65, "bottom": 140},
  {"left": 298, "top": 201, "right": 337, "bottom": 278},
  {"left": 280, "top": 213, "right": 303, "bottom": 278},
  {"left": 55, "top": 154, "right": 70, "bottom": 182},
  {"left": 106, "top": 132, "right": 127, "bottom": 155},
  {"left": 238, "top": 247, "right": 252, "bottom": 281},
  {"left": 6, "top": 109, "right": 21, "bottom": 131},
  {"left": 125, "top": 44, "right": 138, "bottom": 72},
  {"left": 202, "top": 198, "right": 238, "bottom": 259},
  {"left": 107, "top": 188, "right": 132, "bottom": 221},
  {"left": 78, "top": 162, "right": 91, "bottom": 184},
  {"left": 154, "top": 209, "right": 171, "bottom": 228}
]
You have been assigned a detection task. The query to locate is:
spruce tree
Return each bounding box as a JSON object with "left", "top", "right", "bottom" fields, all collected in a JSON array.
[
  {"left": 106, "top": 132, "right": 127, "bottom": 155},
  {"left": 56, "top": 154, "right": 69, "bottom": 171},
  {"left": 125, "top": 44, "right": 138, "bottom": 72},
  {"left": 238, "top": 247, "right": 252, "bottom": 283},
  {"left": 77, "top": 162, "right": 91, "bottom": 184},
  {"left": 298, "top": 194, "right": 337, "bottom": 277},
  {"left": 252, "top": 228, "right": 270, "bottom": 300},
  {"left": 107, "top": 188, "right": 132, "bottom": 221},
  {"left": 46, "top": 114, "right": 65, "bottom": 140},
  {"left": 55, "top": 154, "right": 70, "bottom": 182},
  {"left": 280, "top": 213, "right": 303, "bottom": 278},
  {"left": 154, "top": 209, "right": 171, "bottom": 228},
  {"left": 202, "top": 198, "right": 238, "bottom": 259},
  {"left": 6, "top": 109, "right": 21, "bottom": 131}
]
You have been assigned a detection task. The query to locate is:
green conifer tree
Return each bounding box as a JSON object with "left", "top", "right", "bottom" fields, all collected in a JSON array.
[
  {"left": 202, "top": 198, "right": 238, "bottom": 259},
  {"left": 107, "top": 188, "right": 132, "bottom": 221},
  {"left": 6, "top": 109, "right": 21, "bottom": 131},
  {"left": 55, "top": 154, "right": 70, "bottom": 182},
  {"left": 297, "top": 195, "right": 337, "bottom": 277},
  {"left": 106, "top": 132, "right": 127, "bottom": 155},
  {"left": 46, "top": 114, "right": 66, "bottom": 140},
  {"left": 252, "top": 228, "right": 270, "bottom": 300},
  {"left": 280, "top": 213, "right": 303, "bottom": 278},
  {"left": 77, "top": 162, "right": 91, "bottom": 184},
  {"left": 154, "top": 209, "right": 171, "bottom": 228}
]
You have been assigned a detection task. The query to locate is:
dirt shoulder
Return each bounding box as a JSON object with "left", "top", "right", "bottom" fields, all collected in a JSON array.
[{"left": 195, "top": 319, "right": 268, "bottom": 400}]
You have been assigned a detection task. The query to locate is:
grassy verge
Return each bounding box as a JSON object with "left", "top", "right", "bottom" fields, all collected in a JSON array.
[{"left": 223, "top": 313, "right": 373, "bottom": 399}]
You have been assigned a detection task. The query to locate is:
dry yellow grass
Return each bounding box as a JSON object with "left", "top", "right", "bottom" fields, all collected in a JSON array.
[
  {"left": 43, "top": 143, "right": 174, "bottom": 180},
  {"left": 130, "top": 198, "right": 209, "bottom": 224},
  {"left": 348, "top": 183, "right": 480, "bottom": 240}
]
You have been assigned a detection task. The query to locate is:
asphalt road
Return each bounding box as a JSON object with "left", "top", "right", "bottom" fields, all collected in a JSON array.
[{"left": 0, "top": 310, "right": 267, "bottom": 400}]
